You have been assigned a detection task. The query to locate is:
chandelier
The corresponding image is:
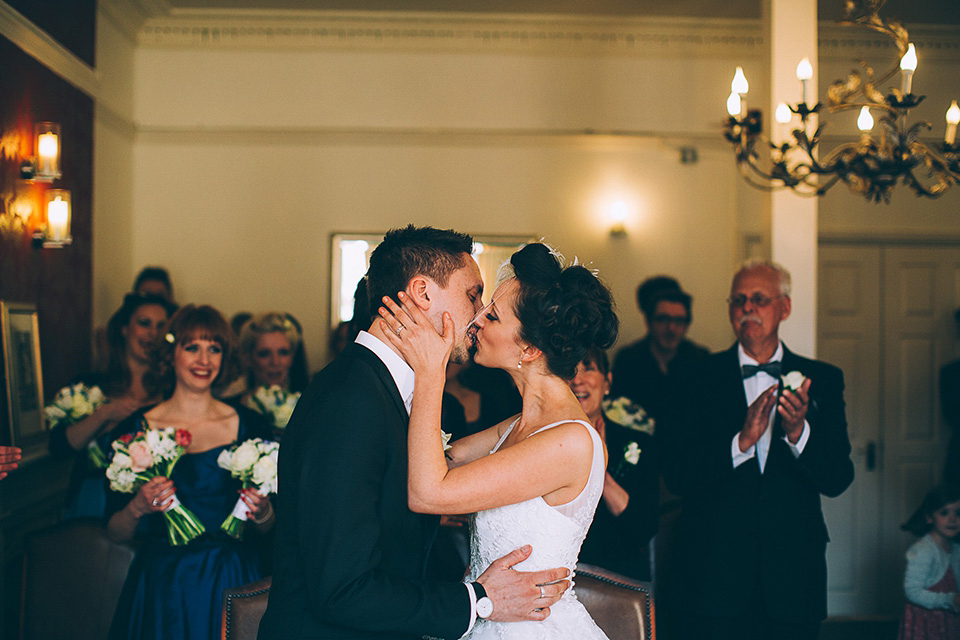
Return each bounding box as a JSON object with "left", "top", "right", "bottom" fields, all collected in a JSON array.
[{"left": 723, "top": 0, "right": 960, "bottom": 203}]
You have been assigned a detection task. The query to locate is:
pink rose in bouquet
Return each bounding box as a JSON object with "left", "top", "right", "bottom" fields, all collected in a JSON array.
[{"left": 127, "top": 441, "right": 154, "bottom": 472}]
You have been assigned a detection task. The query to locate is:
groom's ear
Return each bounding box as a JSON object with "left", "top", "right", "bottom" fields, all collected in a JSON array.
[{"left": 406, "top": 275, "right": 433, "bottom": 310}]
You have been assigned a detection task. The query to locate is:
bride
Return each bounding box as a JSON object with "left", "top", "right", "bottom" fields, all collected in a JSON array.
[{"left": 380, "top": 242, "right": 618, "bottom": 639}]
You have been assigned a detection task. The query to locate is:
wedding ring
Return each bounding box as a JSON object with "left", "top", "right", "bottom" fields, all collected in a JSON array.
[
  {"left": 396, "top": 324, "right": 405, "bottom": 335},
  {"left": 539, "top": 586, "right": 545, "bottom": 598},
  {"left": 152, "top": 498, "right": 159, "bottom": 507}
]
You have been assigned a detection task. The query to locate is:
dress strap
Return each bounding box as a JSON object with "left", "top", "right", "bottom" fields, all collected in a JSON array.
[
  {"left": 490, "top": 417, "right": 520, "bottom": 454},
  {"left": 528, "top": 419, "right": 594, "bottom": 437}
]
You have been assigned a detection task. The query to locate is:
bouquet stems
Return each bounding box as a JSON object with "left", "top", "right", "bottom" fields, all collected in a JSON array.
[{"left": 163, "top": 500, "right": 207, "bottom": 546}]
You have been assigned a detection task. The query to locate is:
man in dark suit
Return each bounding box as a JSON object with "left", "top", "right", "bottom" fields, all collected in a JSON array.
[
  {"left": 611, "top": 277, "right": 709, "bottom": 426},
  {"left": 258, "top": 226, "right": 569, "bottom": 640},
  {"left": 661, "top": 260, "right": 854, "bottom": 640}
]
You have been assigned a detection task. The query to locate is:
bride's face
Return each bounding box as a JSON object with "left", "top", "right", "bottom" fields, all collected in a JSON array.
[{"left": 471, "top": 279, "right": 525, "bottom": 370}]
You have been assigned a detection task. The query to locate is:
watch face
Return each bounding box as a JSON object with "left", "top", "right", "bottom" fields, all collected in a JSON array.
[{"left": 477, "top": 596, "right": 494, "bottom": 619}]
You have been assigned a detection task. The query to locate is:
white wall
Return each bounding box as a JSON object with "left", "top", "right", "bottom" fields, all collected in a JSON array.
[{"left": 93, "top": 10, "right": 138, "bottom": 325}]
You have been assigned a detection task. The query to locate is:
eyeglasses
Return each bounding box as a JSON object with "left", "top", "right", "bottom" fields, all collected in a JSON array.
[
  {"left": 652, "top": 314, "right": 690, "bottom": 327},
  {"left": 727, "top": 293, "right": 780, "bottom": 309}
]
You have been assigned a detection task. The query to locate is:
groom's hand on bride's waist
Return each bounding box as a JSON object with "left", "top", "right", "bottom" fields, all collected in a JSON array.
[{"left": 476, "top": 545, "right": 570, "bottom": 622}]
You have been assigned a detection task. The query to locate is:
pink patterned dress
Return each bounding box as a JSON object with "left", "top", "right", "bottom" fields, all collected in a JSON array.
[{"left": 899, "top": 566, "right": 960, "bottom": 640}]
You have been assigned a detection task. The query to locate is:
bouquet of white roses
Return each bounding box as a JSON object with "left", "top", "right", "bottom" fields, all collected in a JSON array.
[
  {"left": 244, "top": 386, "right": 300, "bottom": 431},
  {"left": 45, "top": 383, "right": 109, "bottom": 468},
  {"left": 216, "top": 438, "right": 279, "bottom": 539},
  {"left": 105, "top": 426, "right": 206, "bottom": 546},
  {"left": 603, "top": 396, "right": 655, "bottom": 436}
]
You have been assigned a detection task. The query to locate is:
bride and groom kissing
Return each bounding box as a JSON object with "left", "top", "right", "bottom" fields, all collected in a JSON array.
[{"left": 258, "top": 225, "right": 619, "bottom": 640}]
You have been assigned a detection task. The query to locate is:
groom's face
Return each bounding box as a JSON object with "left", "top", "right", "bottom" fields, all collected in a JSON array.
[{"left": 428, "top": 255, "right": 484, "bottom": 364}]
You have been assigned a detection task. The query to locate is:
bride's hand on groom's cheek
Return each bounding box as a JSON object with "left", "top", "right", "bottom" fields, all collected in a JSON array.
[
  {"left": 476, "top": 545, "right": 571, "bottom": 622},
  {"left": 379, "top": 293, "right": 454, "bottom": 371}
]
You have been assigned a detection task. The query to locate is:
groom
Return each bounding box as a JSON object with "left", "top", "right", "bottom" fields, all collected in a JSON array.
[{"left": 259, "top": 226, "right": 570, "bottom": 640}]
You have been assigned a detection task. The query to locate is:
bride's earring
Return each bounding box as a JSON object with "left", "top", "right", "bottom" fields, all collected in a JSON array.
[{"left": 517, "top": 359, "right": 522, "bottom": 370}]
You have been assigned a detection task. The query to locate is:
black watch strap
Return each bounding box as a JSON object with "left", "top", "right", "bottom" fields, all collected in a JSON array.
[{"left": 471, "top": 581, "right": 487, "bottom": 600}]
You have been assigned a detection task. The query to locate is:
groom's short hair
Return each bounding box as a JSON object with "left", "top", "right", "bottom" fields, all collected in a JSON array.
[{"left": 365, "top": 225, "right": 474, "bottom": 325}]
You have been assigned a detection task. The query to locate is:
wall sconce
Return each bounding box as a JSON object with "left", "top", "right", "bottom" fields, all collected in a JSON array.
[
  {"left": 36, "top": 189, "right": 71, "bottom": 247},
  {"left": 609, "top": 200, "right": 628, "bottom": 238},
  {"left": 20, "top": 122, "right": 61, "bottom": 182}
]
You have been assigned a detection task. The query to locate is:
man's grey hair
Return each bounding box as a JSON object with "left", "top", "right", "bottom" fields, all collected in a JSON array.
[{"left": 735, "top": 258, "right": 792, "bottom": 297}]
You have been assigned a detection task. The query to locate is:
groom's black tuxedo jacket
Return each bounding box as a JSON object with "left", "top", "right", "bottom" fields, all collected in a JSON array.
[
  {"left": 258, "top": 342, "right": 471, "bottom": 640},
  {"left": 661, "top": 343, "right": 854, "bottom": 624}
]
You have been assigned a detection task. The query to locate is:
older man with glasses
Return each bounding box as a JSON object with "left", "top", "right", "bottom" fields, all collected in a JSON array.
[{"left": 659, "top": 259, "right": 854, "bottom": 640}]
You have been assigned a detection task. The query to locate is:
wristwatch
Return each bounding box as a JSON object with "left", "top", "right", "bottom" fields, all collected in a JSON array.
[{"left": 471, "top": 582, "right": 494, "bottom": 619}]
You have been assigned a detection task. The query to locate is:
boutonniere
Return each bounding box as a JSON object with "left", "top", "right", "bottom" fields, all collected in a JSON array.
[
  {"left": 614, "top": 441, "right": 642, "bottom": 476},
  {"left": 781, "top": 371, "right": 807, "bottom": 392},
  {"left": 602, "top": 396, "right": 655, "bottom": 435}
]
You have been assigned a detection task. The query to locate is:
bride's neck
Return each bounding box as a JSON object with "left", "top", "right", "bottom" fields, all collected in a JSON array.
[{"left": 515, "top": 373, "right": 577, "bottom": 428}]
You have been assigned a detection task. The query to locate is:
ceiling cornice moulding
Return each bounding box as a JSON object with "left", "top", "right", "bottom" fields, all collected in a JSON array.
[
  {"left": 819, "top": 24, "right": 960, "bottom": 62},
  {"left": 134, "top": 12, "right": 766, "bottom": 58}
]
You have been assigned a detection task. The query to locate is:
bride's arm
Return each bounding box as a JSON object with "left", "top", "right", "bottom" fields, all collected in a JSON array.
[
  {"left": 445, "top": 417, "right": 516, "bottom": 468},
  {"left": 380, "top": 295, "right": 592, "bottom": 515}
]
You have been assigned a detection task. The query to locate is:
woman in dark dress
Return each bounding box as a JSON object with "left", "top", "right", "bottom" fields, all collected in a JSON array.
[
  {"left": 571, "top": 346, "right": 659, "bottom": 580},
  {"left": 106, "top": 304, "right": 273, "bottom": 640},
  {"left": 48, "top": 293, "right": 175, "bottom": 519}
]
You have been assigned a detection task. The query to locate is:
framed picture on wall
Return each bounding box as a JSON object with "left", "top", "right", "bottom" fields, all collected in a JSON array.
[{"left": 1, "top": 301, "right": 46, "bottom": 450}]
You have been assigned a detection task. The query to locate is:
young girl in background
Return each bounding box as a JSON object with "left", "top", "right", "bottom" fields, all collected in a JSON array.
[{"left": 899, "top": 484, "right": 960, "bottom": 640}]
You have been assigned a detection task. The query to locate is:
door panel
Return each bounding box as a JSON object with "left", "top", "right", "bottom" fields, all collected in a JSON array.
[{"left": 818, "top": 245, "right": 882, "bottom": 614}]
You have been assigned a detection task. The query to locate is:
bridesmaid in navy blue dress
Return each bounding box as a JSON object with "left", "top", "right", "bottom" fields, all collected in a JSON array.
[{"left": 106, "top": 304, "right": 273, "bottom": 640}]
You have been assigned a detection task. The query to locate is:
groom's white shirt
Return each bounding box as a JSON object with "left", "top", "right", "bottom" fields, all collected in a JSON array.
[{"left": 355, "top": 331, "right": 481, "bottom": 633}]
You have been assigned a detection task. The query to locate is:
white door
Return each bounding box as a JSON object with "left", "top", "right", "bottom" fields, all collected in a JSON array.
[
  {"left": 877, "top": 246, "right": 960, "bottom": 612},
  {"left": 819, "top": 244, "right": 882, "bottom": 614},
  {"left": 818, "top": 243, "right": 960, "bottom": 615}
]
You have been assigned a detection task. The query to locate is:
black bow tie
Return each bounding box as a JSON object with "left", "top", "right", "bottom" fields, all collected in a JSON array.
[{"left": 741, "top": 361, "right": 782, "bottom": 379}]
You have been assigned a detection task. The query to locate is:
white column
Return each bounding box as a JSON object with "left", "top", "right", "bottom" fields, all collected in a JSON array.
[{"left": 769, "top": 0, "right": 818, "bottom": 357}]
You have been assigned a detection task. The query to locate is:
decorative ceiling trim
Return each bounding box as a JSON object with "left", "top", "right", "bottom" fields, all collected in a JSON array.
[
  {"left": 0, "top": 2, "right": 99, "bottom": 97},
  {"left": 819, "top": 24, "right": 960, "bottom": 61},
  {"left": 100, "top": 0, "right": 173, "bottom": 40},
  {"left": 135, "top": 12, "right": 766, "bottom": 58}
]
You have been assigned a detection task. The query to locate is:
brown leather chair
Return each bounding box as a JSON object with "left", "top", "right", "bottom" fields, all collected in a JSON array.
[
  {"left": 20, "top": 518, "right": 137, "bottom": 640},
  {"left": 221, "top": 567, "right": 654, "bottom": 640},
  {"left": 576, "top": 563, "right": 656, "bottom": 640},
  {"left": 221, "top": 576, "right": 272, "bottom": 640}
]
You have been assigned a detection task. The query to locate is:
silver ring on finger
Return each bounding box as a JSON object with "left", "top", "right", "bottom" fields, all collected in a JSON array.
[
  {"left": 539, "top": 586, "right": 545, "bottom": 598},
  {"left": 396, "top": 324, "right": 405, "bottom": 336},
  {"left": 152, "top": 498, "right": 159, "bottom": 507}
]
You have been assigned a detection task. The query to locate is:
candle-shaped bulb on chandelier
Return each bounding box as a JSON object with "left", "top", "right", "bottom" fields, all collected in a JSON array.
[{"left": 900, "top": 43, "right": 917, "bottom": 95}]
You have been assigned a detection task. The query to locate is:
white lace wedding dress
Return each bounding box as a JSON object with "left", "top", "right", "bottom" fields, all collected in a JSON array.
[{"left": 462, "top": 419, "right": 610, "bottom": 640}]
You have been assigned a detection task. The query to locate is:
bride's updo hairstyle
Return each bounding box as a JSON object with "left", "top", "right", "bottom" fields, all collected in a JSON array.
[{"left": 508, "top": 243, "right": 618, "bottom": 380}]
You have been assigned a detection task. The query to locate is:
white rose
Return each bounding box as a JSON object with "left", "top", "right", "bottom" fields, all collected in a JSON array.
[
  {"left": 232, "top": 441, "right": 261, "bottom": 472},
  {"left": 72, "top": 396, "right": 95, "bottom": 419},
  {"left": 273, "top": 404, "right": 294, "bottom": 428},
  {"left": 87, "top": 385, "right": 105, "bottom": 405},
  {"left": 217, "top": 449, "right": 234, "bottom": 469},
  {"left": 111, "top": 452, "right": 132, "bottom": 469},
  {"left": 45, "top": 405, "right": 68, "bottom": 422},
  {"left": 623, "top": 442, "right": 641, "bottom": 465},
  {"left": 781, "top": 371, "right": 807, "bottom": 392},
  {"left": 252, "top": 456, "right": 278, "bottom": 490}
]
